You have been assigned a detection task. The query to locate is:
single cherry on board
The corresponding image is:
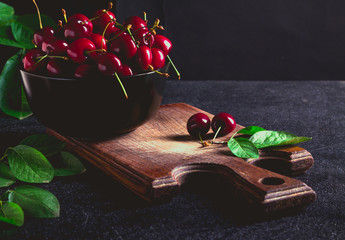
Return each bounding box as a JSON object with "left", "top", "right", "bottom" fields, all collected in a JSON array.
[
  {"left": 187, "top": 113, "right": 211, "bottom": 139},
  {"left": 211, "top": 112, "right": 236, "bottom": 137}
]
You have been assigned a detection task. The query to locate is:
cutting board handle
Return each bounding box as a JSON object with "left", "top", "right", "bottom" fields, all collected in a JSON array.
[{"left": 171, "top": 160, "right": 316, "bottom": 213}]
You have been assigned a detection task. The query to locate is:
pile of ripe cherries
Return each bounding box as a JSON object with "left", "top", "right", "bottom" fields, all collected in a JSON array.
[
  {"left": 22, "top": 2, "right": 176, "bottom": 98},
  {"left": 187, "top": 112, "right": 236, "bottom": 144}
]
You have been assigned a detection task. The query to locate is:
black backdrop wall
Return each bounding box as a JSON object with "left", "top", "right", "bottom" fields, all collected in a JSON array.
[{"left": 2, "top": 0, "right": 345, "bottom": 80}]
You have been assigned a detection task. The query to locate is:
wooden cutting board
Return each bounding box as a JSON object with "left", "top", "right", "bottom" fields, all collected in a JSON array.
[{"left": 48, "top": 103, "right": 316, "bottom": 213}]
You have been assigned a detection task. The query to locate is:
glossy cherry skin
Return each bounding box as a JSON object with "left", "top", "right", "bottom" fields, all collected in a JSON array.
[
  {"left": 92, "top": 9, "right": 116, "bottom": 33},
  {"left": 46, "top": 58, "right": 70, "bottom": 76},
  {"left": 67, "top": 38, "right": 96, "bottom": 64},
  {"left": 187, "top": 113, "right": 211, "bottom": 138},
  {"left": 103, "top": 25, "right": 122, "bottom": 39},
  {"left": 22, "top": 48, "right": 46, "bottom": 72},
  {"left": 109, "top": 33, "right": 137, "bottom": 60},
  {"left": 152, "top": 35, "right": 172, "bottom": 56},
  {"left": 124, "top": 16, "right": 147, "bottom": 31},
  {"left": 134, "top": 28, "right": 154, "bottom": 47},
  {"left": 64, "top": 21, "right": 91, "bottom": 42},
  {"left": 119, "top": 64, "right": 133, "bottom": 76},
  {"left": 33, "top": 26, "right": 55, "bottom": 48},
  {"left": 211, "top": 113, "right": 236, "bottom": 136},
  {"left": 151, "top": 48, "right": 165, "bottom": 70},
  {"left": 89, "top": 33, "right": 107, "bottom": 51},
  {"left": 133, "top": 45, "right": 152, "bottom": 71},
  {"left": 74, "top": 64, "right": 94, "bottom": 78},
  {"left": 98, "top": 52, "right": 122, "bottom": 76},
  {"left": 45, "top": 39, "right": 68, "bottom": 55},
  {"left": 68, "top": 14, "right": 93, "bottom": 33}
]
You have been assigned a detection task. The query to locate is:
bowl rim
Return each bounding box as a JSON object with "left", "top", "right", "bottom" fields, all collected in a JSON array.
[{"left": 19, "top": 63, "right": 169, "bottom": 82}]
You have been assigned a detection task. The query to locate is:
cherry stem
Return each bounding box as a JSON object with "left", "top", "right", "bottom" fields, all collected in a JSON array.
[
  {"left": 107, "top": 2, "right": 113, "bottom": 11},
  {"left": 211, "top": 126, "right": 222, "bottom": 143},
  {"left": 154, "top": 71, "right": 169, "bottom": 78},
  {"left": 107, "top": 25, "right": 131, "bottom": 43},
  {"left": 126, "top": 28, "right": 140, "bottom": 48},
  {"left": 166, "top": 55, "right": 180, "bottom": 80},
  {"left": 27, "top": 54, "right": 49, "bottom": 71},
  {"left": 32, "top": 0, "right": 43, "bottom": 29},
  {"left": 143, "top": 12, "right": 147, "bottom": 22},
  {"left": 114, "top": 72, "right": 128, "bottom": 99},
  {"left": 37, "top": 55, "right": 68, "bottom": 60},
  {"left": 199, "top": 133, "right": 205, "bottom": 144},
  {"left": 62, "top": 8, "right": 68, "bottom": 23},
  {"left": 86, "top": 49, "right": 106, "bottom": 54},
  {"left": 101, "top": 20, "right": 116, "bottom": 50}
]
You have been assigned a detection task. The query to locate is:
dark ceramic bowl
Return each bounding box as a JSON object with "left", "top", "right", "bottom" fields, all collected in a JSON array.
[{"left": 20, "top": 64, "right": 169, "bottom": 138}]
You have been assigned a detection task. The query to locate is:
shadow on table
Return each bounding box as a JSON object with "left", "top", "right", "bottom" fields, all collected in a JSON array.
[{"left": 82, "top": 161, "right": 306, "bottom": 225}]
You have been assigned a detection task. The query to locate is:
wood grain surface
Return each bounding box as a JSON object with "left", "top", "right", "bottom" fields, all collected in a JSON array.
[{"left": 48, "top": 103, "right": 316, "bottom": 213}]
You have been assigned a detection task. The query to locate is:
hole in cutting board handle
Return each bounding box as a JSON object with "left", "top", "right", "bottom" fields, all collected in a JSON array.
[{"left": 260, "top": 177, "right": 285, "bottom": 185}]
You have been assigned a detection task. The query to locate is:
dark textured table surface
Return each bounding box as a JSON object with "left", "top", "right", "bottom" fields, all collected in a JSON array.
[{"left": 0, "top": 80, "right": 344, "bottom": 239}]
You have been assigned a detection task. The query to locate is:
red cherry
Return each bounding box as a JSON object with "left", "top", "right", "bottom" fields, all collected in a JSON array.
[
  {"left": 46, "top": 58, "right": 69, "bottom": 76},
  {"left": 124, "top": 16, "right": 147, "bottom": 32},
  {"left": 133, "top": 28, "right": 154, "bottom": 47},
  {"left": 22, "top": 48, "right": 46, "bottom": 72},
  {"left": 151, "top": 48, "right": 165, "bottom": 70},
  {"left": 103, "top": 25, "right": 122, "bottom": 39},
  {"left": 74, "top": 64, "right": 95, "bottom": 78},
  {"left": 45, "top": 39, "right": 68, "bottom": 55},
  {"left": 109, "top": 33, "right": 137, "bottom": 60},
  {"left": 68, "top": 14, "right": 93, "bottom": 33},
  {"left": 33, "top": 26, "right": 55, "bottom": 48},
  {"left": 98, "top": 52, "right": 122, "bottom": 76},
  {"left": 67, "top": 38, "right": 96, "bottom": 64},
  {"left": 133, "top": 45, "right": 152, "bottom": 71},
  {"left": 152, "top": 35, "right": 172, "bottom": 56},
  {"left": 64, "top": 21, "right": 91, "bottom": 42},
  {"left": 92, "top": 9, "right": 116, "bottom": 33},
  {"left": 89, "top": 33, "right": 107, "bottom": 51},
  {"left": 119, "top": 64, "right": 133, "bottom": 76},
  {"left": 187, "top": 113, "right": 211, "bottom": 138},
  {"left": 211, "top": 113, "right": 236, "bottom": 136}
]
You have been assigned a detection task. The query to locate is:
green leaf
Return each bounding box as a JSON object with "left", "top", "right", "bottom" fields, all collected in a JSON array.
[
  {"left": 237, "top": 126, "right": 266, "bottom": 135},
  {"left": 0, "top": 2, "right": 14, "bottom": 20},
  {"left": 0, "top": 52, "right": 33, "bottom": 120},
  {"left": 0, "top": 162, "right": 16, "bottom": 187},
  {"left": 20, "top": 134, "right": 66, "bottom": 157},
  {"left": 8, "top": 185, "right": 60, "bottom": 218},
  {"left": 249, "top": 131, "right": 311, "bottom": 148},
  {"left": 11, "top": 14, "right": 56, "bottom": 49},
  {"left": 0, "top": 202, "right": 24, "bottom": 227},
  {"left": 228, "top": 137, "right": 259, "bottom": 159},
  {"left": 54, "top": 151, "right": 86, "bottom": 176},
  {"left": 8, "top": 145, "right": 54, "bottom": 183}
]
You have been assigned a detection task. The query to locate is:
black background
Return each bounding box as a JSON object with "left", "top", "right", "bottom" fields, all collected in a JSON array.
[{"left": 2, "top": 0, "right": 345, "bottom": 80}]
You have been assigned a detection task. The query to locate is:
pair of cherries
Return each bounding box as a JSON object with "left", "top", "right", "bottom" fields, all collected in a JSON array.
[
  {"left": 23, "top": 1, "right": 175, "bottom": 82},
  {"left": 187, "top": 112, "right": 236, "bottom": 141}
]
